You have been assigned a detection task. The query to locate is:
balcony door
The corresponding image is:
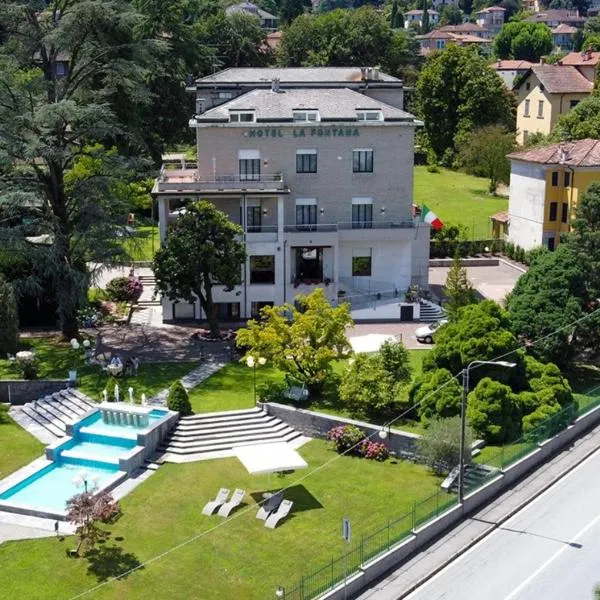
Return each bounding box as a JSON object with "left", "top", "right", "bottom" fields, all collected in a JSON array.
[
  {"left": 239, "top": 149, "right": 260, "bottom": 181},
  {"left": 295, "top": 247, "right": 323, "bottom": 283}
]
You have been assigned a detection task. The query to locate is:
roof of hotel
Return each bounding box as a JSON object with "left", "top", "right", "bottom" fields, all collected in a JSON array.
[
  {"left": 196, "top": 67, "right": 401, "bottom": 85},
  {"left": 559, "top": 51, "right": 600, "bottom": 66},
  {"left": 491, "top": 60, "right": 535, "bottom": 70},
  {"left": 528, "top": 64, "right": 593, "bottom": 94},
  {"left": 507, "top": 139, "right": 600, "bottom": 167},
  {"left": 195, "top": 88, "right": 416, "bottom": 122},
  {"left": 552, "top": 23, "right": 578, "bottom": 33}
]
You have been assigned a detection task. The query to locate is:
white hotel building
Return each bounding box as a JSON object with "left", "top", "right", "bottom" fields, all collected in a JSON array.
[{"left": 152, "top": 67, "right": 430, "bottom": 322}]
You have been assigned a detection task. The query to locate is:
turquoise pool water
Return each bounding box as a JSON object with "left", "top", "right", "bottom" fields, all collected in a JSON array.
[
  {"left": 0, "top": 461, "right": 119, "bottom": 512},
  {"left": 62, "top": 441, "right": 134, "bottom": 459},
  {"left": 79, "top": 408, "right": 167, "bottom": 437}
]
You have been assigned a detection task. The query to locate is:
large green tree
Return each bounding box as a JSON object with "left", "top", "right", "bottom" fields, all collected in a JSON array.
[
  {"left": 0, "top": 275, "right": 19, "bottom": 356},
  {"left": 551, "top": 95, "right": 600, "bottom": 142},
  {"left": 494, "top": 21, "right": 553, "bottom": 62},
  {"left": 416, "top": 45, "right": 515, "bottom": 162},
  {"left": 153, "top": 201, "right": 246, "bottom": 338},
  {"left": 0, "top": 0, "right": 160, "bottom": 338},
  {"left": 443, "top": 253, "right": 478, "bottom": 321},
  {"left": 236, "top": 288, "right": 353, "bottom": 394}
]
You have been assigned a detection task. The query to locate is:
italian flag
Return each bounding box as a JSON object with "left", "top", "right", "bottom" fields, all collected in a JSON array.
[{"left": 420, "top": 204, "right": 443, "bottom": 231}]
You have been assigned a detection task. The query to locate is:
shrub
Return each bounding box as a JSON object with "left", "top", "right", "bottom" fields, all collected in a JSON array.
[
  {"left": 257, "top": 381, "right": 287, "bottom": 403},
  {"left": 105, "top": 276, "right": 144, "bottom": 303},
  {"left": 359, "top": 440, "right": 390, "bottom": 461},
  {"left": 327, "top": 424, "right": 365, "bottom": 454},
  {"left": 427, "top": 164, "right": 440, "bottom": 173},
  {"left": 417, "top": 416, "right": 472, "bottom": 475},
  {"left": 104, "top": 376, "right": 120, "bottom": 402},
  {"left": 167, "top": 380, "right": 192, "bottom": 416}
]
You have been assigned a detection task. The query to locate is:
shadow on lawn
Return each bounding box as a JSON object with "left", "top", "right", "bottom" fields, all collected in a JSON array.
[
  {"left": 250, "top": 484, "right": 324, "bottom": 514},
  {"left": 85, "top": 545, "right": 143, "bottom": 582}
]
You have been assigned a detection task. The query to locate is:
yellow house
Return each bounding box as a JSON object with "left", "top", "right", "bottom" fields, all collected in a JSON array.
[
  {"left": 515, "top": 64, "right": 593, "bottom": 145},
  {"left": 506, "top": 139, "right": 600, "bottom": 250}
]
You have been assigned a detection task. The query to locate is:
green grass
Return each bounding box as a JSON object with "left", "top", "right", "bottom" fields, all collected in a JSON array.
[
  {"left": 0, "top": 439, "right": 442, "bottom": 599},
  {"left": 120, "top": 225, "right": 159, "bottom": 262},
  {"left": 0, "top": 404, "right": 45, "bottom": 480},
  {"left": 413, "top": 166, "right": 508, "bottom": 239}
]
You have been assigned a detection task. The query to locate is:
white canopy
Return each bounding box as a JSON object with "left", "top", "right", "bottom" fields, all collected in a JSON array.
[
  {"left": 234, "top": 442, "right": 308, "bottom": 475},
  {"left": 349, "top": 333, "right": 398, "bottom": 354}
]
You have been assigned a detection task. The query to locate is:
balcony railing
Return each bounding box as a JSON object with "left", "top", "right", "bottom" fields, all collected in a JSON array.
[
  {"left": 284, "top": 221, "right": 415, "bottom": 232},
  {"left": 157, "top": 167, "right": 287, "bottom": 192}
]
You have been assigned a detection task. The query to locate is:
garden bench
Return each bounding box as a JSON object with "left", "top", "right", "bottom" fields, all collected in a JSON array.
[{"left": 283, "top": 384, "right": 309, "bottom": 403}]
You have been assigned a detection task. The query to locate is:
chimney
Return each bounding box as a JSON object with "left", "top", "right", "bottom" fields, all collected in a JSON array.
[
  {"left": 539, "top": 56, "right": 546, "bottom": 65},
  {"left": 360, "top": 67, "right": 367, "bottom": 81},
  {"left": 366, "top": 67, "right": 373, "bottom": 80},
  {"left": 271, "top": 78, "right": 280, "bottom": 93},
  {"left": 372, "top": 67, "right": 379, "bottom": 81}
]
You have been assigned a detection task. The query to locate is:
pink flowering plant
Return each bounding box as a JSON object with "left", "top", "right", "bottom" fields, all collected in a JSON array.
[
  {"left": 359, "top": 440, "right": 390, "bottom": 462},
  {"left": 327, "top": 424, "right": 389, "bottom": 461}
]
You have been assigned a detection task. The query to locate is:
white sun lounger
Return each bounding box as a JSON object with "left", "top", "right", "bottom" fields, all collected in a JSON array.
[
  {"left": 265, "top": 499, "right": 294, "bottom": 529},
  {"left": 256, "top": 491, "right": 283, "bottom": 520},
  {"left": 202, "top": 488, "right": 230, "bottom": 516},
  {"left": 217, "top": 489, "right": 245, "bottom": 517}
]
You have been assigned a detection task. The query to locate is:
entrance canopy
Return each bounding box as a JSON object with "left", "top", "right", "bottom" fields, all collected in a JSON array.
[
  {"left": 349, "top": 333, "right": 398, "bottom": 354},
  {"left": 234, "top": 442, "right": 308, "bottom": 475}
]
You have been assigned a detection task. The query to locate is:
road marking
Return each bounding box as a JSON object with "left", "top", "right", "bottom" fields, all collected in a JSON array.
[
  {"left": 403, "top": 445, "right": 600, "bottom": 599},
  {"left": 502, "top": 511, "right": 600, "bottom": 600}
]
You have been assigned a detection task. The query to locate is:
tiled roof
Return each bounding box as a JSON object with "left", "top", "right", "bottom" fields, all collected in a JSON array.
[
  {"left": 530, "top": 64, "right": 593, "bottom": 94},
  {"left": 559, "top": 51, "right": 600, "bottom": 66},
  {"left": 226, "top": 2, "right": 277, "bottom": 20},
  {"left": 507, "top": 139, "right": 600, "bottom": 167},
  {"left": 195, "top": 88, "right": 417, "bottom": 122},
  {"left": 476, "top": 5, "right": 506, "bottom": 12},
  {"left": 196, "top": 67, "right": 401, "bottom": 85},
  {"left": 524, "top": 9, "right": 585, "bottom": 23},
  {"left": 552, "top": 23, "right": 578, "bottom": 33},
  {"left": 491, "top": 60, "right": 534, "bottom": 70},
  {"left": 416, "top": 30, "right": 455, "bottom": 39},
  {"left": 405, "top": 9, "right": 439, "bottom": 15},
  {"left": 439, "top": 23, "right": 489, "bottom": 33}
]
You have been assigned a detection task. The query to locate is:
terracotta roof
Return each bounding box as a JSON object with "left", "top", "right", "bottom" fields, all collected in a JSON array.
[
  {"left": 491, "top": 60, "right": 534, "bottom": 70},
  {"left": 490, "top": 211, "right": 509, "bottom": 223},
  {"left": 559, "top": 51, "right": 600, "bottom": 66},
  {"left": 552, "top": 23, "right": 578, "bottom": 33},
  {"left": 524, "top": 9, "right": 585, "bottom": 23},
  {"left": 507, "top": 139, "right": 600, "bottom": 167},
  {"left": 530, "top": 64, "right": 593, "bottom": 93},
  {"left": 454, "top": 34, "right": 491, "bottom": 43},
  {"left": 476, "top": 5, "right": 506, "bottom": 12},
  {"left": 416, "top": 30, "right": 455, "bottom": 40},
  {"left": 440, "top": 23, "right": 489, "bottom": 33}
]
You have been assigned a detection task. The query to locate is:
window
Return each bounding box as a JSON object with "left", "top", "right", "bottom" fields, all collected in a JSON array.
[
  {"left": 352, "top": 198, "right": 373, "bottom": 229},
  {"left": 352, "top": 248, "right": 372, "bottom": 277},
  {"left": 551, "top": 171, "right": 559, "bottom": 186},
  {"left": 436, "top": 40, "right": 445, "bottom": 49},
  {"left": 251, "top": 301, "right": 274, "bottom": 319},
  {"left": 296, "top": 150, "right": 317, "bottom": 173},
  {"left": 293, "top": 110, "right": 319, "bottom": 122},
  {"left": 547, "top": 236, "right": 555, "bottom": 251},
  {"left": 239, "top": 150, "right": 260, "bottom": 181},
  {"left": 353, "top": 149, "right": 374, "bottom": 173},
  {"left": 356, "top": 110, "right": 383, "bottom": 121},
  {"left": 229, "top": 111, "right": 255, "bottom": 123},
  {"left": 295, "top": 247, "right": 323, "bottom": 282},
  {"left": 249, "top": 255, "right": 275, "bottom": 284},
  {"left": 218, "top": 91, "right": 233, "bottom": 100},
  {"left": 296, "top": 198, "right": 317, "bottom": 229},
  {"left": 213, "top": 302, "right": 240, "bottom": 321},
  {"left": 246, "top": 205, "right": 262, "bottom": 232},
  {"left": 564, "top": 171, "right": 571, "bottom": 187},
  {"left": 570, "top": 100, "right": 579, "bottom": 109},
  {"left": 524, "top": 99, "right": 530, "bottom": 117},
  {"left": 526, "top": 82, "right": 531, "bottom": 91},
  {"left": 549, "top": 201, "right": 558, "bottom": 222},
  {"left": 56, "top": 62, "right": 67, "bottom": 76},
  {"left": 561, "top": 202, "right": 568, "bottom": 223},
  {"left": 537, "top": 100, "right": 544, "bottom": 118}
]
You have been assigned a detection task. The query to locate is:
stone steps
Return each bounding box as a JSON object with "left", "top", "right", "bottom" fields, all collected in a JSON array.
[{"left": 419, "top": 300, "right": 446, "bottom": 323}]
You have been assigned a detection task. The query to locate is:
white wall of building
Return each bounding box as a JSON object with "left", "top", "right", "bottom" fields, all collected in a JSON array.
[{"left": 508, "top": 160, "right": 547, "bottom": 250}]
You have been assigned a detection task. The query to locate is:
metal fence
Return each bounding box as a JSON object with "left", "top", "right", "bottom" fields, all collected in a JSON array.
[{"left": 283, "top": 393, "right": 600, "bottom": 600}]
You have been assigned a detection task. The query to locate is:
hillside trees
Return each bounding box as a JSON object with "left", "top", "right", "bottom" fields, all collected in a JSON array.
[{"left": 494, "top": 21, "right": 553, "bottom": 62}]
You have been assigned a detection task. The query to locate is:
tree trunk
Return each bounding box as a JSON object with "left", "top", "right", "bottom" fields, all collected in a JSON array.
[{"left": 198, "top": 274, "right": 221, "bottom": 338}]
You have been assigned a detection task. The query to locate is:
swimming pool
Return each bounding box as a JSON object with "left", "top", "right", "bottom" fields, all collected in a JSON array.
[{"left": 77, "top": 408, "right": 168, "bottom": 437}]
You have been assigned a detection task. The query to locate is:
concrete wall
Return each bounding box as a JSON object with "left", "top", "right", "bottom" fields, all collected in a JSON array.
[
  {"left": 319, "top": 403, "right": 600, "bottom": 600},
  {"left": 1, "top": 379, "right": 70, "bottom": 405},
  {"left": 137, "top": 410, "right": 179, "bottom": 461},
  {"left": 508, "top": 160, "right": 547, "bottom": 250},
  {"left": 261, "top": 402, "right": 420, "bottom": 458}
]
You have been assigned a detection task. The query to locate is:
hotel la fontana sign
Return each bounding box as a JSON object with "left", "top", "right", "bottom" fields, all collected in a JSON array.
[{"left": 246, "top": 126, "right": 360, "bottom": 138}]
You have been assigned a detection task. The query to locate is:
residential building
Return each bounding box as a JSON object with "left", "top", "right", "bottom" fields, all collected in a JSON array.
[
  {"left": 523, "top": 0, "right": 541, "bottom": 12},
  {"left": 507, "top": 139, "right": 600, "bottom": 250},
  {"left": 590, "top": 0, "right": 600, "bottom": 16},
  {"left": 225, "top": 2, "right": 278, "bottom": 29},
  {"left": 33, "top": 50, "right": 70, "bottom": 78},
  {"left": 439, "top": 22, "right": 492, "bottom": 40},
  {"left": 490, "top": 60, "right": 534, "bottom": 88},
  {"left": 429, "top": 0, "right": 459, "bottom": 8},
  {"left": 475, "top": 6, "right": 506, "bottom": 35},
  {"left": 551, "top": 23, "right": 578, "bottom": 51},
  {"left": 523, "top": 9, "right": 586, "bottom": 28},
  {"left": 153, "top": 68, "right": 429, "bottom": 323},
  {"left": 558, "top": 50, "right": 600, "bottom": 82},
  {"left": 515, "top": 63, "right": 593, "bottom": 145},
  {"left": 404, "top": 9, "right": 439, "bottom": 31},
  {"left": 416, "top": 29, "right": 492, "bottom": 55}
]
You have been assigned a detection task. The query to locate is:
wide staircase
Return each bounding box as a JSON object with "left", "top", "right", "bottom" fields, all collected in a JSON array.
[
  {"left": 419, "top": 299, "right": 446, "bottom": 322},
  {"left": 19, "top": 389, "right": 96, "bottom": 438},
  {"left": 137, "top": 273, "right": 161, "bottom": 309},
  {"left": 158, "top": 407, "right": 304, "bottom": 459}
]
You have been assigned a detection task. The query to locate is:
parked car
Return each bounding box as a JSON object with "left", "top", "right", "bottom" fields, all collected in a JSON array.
[{"left": 415, "top": 319, "right": 448, "bottom": 344}]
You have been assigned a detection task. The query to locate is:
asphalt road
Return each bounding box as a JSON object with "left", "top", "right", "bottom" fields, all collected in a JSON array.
[{"left": 404, "top": 448, "right": 600, "bottom": 600}]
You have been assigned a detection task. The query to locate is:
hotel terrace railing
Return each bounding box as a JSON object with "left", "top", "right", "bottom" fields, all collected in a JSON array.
[{"left": 157, "top": 168, "right": 287, "bottom": 192}]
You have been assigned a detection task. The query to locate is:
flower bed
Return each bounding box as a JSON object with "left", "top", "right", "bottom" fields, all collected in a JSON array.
[
  {"left": 190, "top": 329, "right": 235, "bottom": 342},
  {"left": 327, "top": 424, "right": 389, "bottom": 462}
]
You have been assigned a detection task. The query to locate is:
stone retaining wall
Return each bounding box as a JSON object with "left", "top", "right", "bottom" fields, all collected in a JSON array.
[{"left": 0, "top": 379, "right": 70, "bottom": 405}]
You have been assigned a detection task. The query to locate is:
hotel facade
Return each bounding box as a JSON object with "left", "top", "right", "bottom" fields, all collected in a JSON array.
[{"left": 153, "top": 67, "right": 429, "bottom": 322}]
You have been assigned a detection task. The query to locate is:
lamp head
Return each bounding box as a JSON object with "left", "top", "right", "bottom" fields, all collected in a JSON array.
[
  {"left": 494, "top": 361, "right": 516, "bottom": 368},
  {"left": 246, "top": 356, "right": 255, "bottom": 368},
  {"left": 258, "top": 357, "right": 267, "bottom": 366},
  {"left": 378, "top": 429, "right": 388, "bottom": 440}
]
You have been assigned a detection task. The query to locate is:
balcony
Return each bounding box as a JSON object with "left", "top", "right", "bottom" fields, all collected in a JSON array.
[
  {"left": 284, "top": 220, "right": 415, "bottom": 233},
  {"left": 156, "top": 165, "right": 288, "bottom": 194}
]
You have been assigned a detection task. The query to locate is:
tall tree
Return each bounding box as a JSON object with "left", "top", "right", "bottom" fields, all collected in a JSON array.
[
  {"left": 0, "top": 0, "right": 161, "bottom": 338},
  {"left": 494, "top": 21, "right": 553, "bottom": 62},
  {"left": 421, "top": 0, "right": 430, "bottom": 34},
  {"left": 458, "top": 125, "right": 515, "bottom": 193},
  {"left": 390, "top": 0, "right": 399, "bottom": 28},
  {"left": 443, "top": 253, "right": 478, "bottom": 320},
  {"left": 439, "top": 4, "right": 463, "bottom": 26},
  {"left": 280, "top": 0, "right": 312, "bottom": 25},
  {"left": 551, "top": 95, "right": 600, "bottom": 141},
  {"left": 0, "top": 275, "right": 19, "bottom": 356},
  {"left": 416, "top": 45, "right": 515, "bottom": 162},
  {"left": 153, "top": 201, "right": 247, "bottom": 338},
  {"left": 236, "top": 288, "right": 353, "bottom": 394}
]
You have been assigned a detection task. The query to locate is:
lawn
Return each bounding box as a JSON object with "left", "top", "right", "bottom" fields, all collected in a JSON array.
[
  {"left": 0, "top": 439, "right": 443, "bottom": 599},
  {"left": 0, "top": 404, "right": 45, "bottom": 481},
  {"left": 120, "top": 225, "right": 159, "bottom": 262},
  {"left": 413, "top": 166, "right": 508, "bottom": 239}
]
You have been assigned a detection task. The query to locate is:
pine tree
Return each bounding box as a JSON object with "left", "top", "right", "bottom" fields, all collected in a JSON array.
[
  {"left": 443, "top": 253, "right": 477, "bottom": 320},
  {"left": 421, "top": 0, "right": 430, "bottom": 34},
  {"left": 390, "top": 0, "right": 399, "bottom": 28},
  {"left": 0, "top": 275, "right": 19, "bottom": 356}
]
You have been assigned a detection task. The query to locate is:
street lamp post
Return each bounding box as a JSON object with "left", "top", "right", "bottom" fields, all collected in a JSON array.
[
  {"left": 246, "top": 355, "right": 267, "bottom": 404},
  {"left": 458, "top": 359, "right": 516, "bottom": 504}
]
